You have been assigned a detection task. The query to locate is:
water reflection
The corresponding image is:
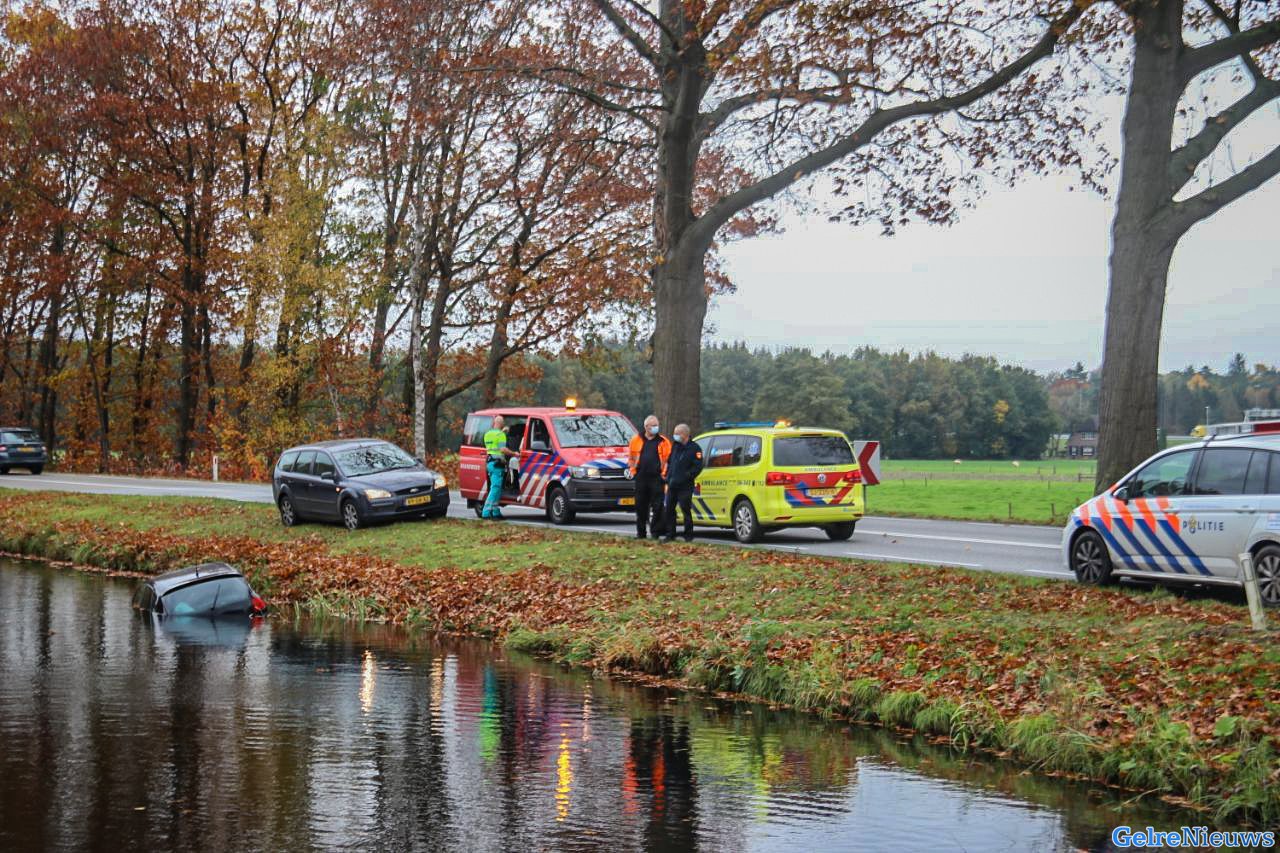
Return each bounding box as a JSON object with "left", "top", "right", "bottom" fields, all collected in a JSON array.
[{"left": 0, "top": 560, "right": 1231, "bottom": 851}]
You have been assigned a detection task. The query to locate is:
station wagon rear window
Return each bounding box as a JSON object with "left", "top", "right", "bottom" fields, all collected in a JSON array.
[
  {"left": 0, "top": 430, "right": 38, "bottom": 443},
  {"left": 773, "top": 435, "right": 854, "bottom": 467},
  {"left": 552, "top": 415, "right": 636, "bottom": 448}
]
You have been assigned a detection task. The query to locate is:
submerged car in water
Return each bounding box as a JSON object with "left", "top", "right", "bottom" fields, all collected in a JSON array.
[
  {"left": 132, "top": 563, "right": 266, "bottom": 617},
  {"left": 272, "top": 439, "right": 449, "bottom": 530}
]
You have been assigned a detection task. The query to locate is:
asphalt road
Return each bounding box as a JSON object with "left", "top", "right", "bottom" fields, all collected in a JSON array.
[{"left": 0, "top": 471, "right": 1071, "bottom": 580}]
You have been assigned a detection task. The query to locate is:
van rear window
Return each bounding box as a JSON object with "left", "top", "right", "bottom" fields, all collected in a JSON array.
[{"left": 773, "top": 435, "right": 854, "bottom": 467}]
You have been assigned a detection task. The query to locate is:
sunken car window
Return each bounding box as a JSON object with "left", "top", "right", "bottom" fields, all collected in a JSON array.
[
  {"left": 160, "top": 577, "right": 253, "bottom": 616},
  {"left": 552, "top": 415, "right": 637, "bottom": 448},
  {"left": 335, "top": 443, "right": 417, "bottom": 476},
  {"left": 773, "top": 436, "right": 854, "bottom": 467}
]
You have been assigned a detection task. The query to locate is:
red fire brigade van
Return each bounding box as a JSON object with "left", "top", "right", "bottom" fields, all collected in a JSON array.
[{"left": 458, "top": 401, "right": 638, "bottom": 524}]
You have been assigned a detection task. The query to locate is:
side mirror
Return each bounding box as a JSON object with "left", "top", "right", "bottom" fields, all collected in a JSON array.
[
  {"left": 321, "top": 470, "right": 337, "bottom": 482},
  {"left": 1113, "top": 484, "right": 1130, "bottom": 502},
  {"left": 530, "top": 440, "right": 549, "bottom": 452}
]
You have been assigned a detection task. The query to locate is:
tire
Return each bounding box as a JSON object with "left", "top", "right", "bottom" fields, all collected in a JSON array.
[
  {"left": 1070, "top": 529, "right": 1114, "bottom": 586},
  {"left": 278, "top": 495, "right": 299, "bottom": 527},
  {"left": 341, "top": 498, "right": 362, "bottom": 531},
  {"left": 0, "top": 467, "right": 8, "bottom": 475},
  {"left": 824, "top": 521, "right": 857, "bottom": 541},
  {"left": 29, "top": 465, "right": 42, "bottom": 475},
  {"left": 1253, "top": 543, "right": 1280, "bottom": 608},
  {"left": 546, "top": 486, "right": 575, "bottom": 525},
  {"left": 732, "top": 498, "right": 762, "bottom": 544}
]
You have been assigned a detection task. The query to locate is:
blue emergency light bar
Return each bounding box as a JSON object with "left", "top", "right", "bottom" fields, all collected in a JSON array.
[{"left": 712, "top": 421, "right": 776, "bottom": 429}]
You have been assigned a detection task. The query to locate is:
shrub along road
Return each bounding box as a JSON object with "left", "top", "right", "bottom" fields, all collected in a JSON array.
[
  {"left": 0, "top": 489, "right": 1276, "bottom": 825},
  {"left": 0, "top": 471, "right": 1069, "bottom": 578}
]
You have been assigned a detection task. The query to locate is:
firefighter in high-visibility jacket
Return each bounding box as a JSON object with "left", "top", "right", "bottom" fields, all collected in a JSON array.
[
  {"left": 627, "top": 414, "right": 671, "bottom": 539},
  {"left": 482, "top": 415, "right": 518, "bottom": 519}
]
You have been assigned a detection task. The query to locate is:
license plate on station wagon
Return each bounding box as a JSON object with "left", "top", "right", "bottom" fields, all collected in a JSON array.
[
  {"left": 808, "top": 488, "right": 838, "bottom": 498},
  {"left": 18, "top": 447, "right": 37, "bottom": 453},
  {"left": 404, "top": 495, "right": 432, "bottom": 507},
  {"left": 618, "top": 497, "right": 636, "bottom": 506}
]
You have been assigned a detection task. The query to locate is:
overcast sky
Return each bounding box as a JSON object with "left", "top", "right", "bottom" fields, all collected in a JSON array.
[{"left": 713, "top": 100, "right": 1280, "bottom": 376}]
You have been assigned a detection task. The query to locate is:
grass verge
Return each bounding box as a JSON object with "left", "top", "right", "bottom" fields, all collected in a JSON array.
[{"left": 1, "top": 490, "right": 1277, "bottom": 824}]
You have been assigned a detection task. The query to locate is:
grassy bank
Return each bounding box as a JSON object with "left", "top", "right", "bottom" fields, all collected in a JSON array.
[{"left": 1, "top": 490, "right": 1277, "bottom": 824}]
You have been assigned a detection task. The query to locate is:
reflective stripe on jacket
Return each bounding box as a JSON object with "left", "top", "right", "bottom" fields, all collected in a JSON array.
[{"left": 628, "top": 433, "right": 671, "bottom": 478}]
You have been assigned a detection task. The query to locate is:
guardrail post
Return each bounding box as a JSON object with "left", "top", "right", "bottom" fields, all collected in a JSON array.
[
  {"left": 1238, "top": 552, "right": 1268, "bottom": 632},
  {"left": 212, "top": 454, "right": 219, "bottom": 483}
]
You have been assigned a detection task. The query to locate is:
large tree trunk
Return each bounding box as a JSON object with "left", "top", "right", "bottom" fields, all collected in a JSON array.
[
  {"left": 174, "top": 267, "right": 201, "bottom": 468},
  {"left": 652, "top": 257, "right": 706, "bottom": 432},
  {"left": 1095, "top": 0, "right": 1184, "bottom": 492},
  {"left": 36, "top": 223, "right": 65, "bottom": 450}
]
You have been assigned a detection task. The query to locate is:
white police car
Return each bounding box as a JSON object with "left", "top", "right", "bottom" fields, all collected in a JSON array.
[{"left": 1063, "top": 432, "right": 1280, "bottom": 605}]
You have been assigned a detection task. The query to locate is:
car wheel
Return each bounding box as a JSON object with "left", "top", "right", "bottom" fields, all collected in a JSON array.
[
  {"left": 29, "top": 465, "right": 42, "bottom": 475},
  {"left": 1070, "top": 529, "right": 1113, "bottom": 585},
  {"left": 0, "top": 467, "right": 8, "bottom": 475},
  {"left": 732, "top": 498, "right": 762, "bottom": 544},
  {"left": 341, "top": 498, "right": 362, "bottom": 531},
  {"left": 278, "top": 496, "right": 298, "bottom": 527},
  {"left": 824, "top": 521, "right": 856, "bottom": 541},
  {"left": 547, "top": 486, "right": 575, "bottom": 525},
  {"left": 1253, "top": 544, "right": 1280, "bottom": 608}
]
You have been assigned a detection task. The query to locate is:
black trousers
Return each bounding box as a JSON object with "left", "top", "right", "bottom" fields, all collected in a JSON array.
[
  {"left": 664, "top": 485, "right": 694, "bottom": 539},
  {"left": 634, "top": 474, "right": 665, "bottom": 537}
]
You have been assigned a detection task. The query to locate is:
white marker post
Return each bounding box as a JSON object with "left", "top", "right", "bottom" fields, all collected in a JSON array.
[
  {"left": 212, "top": 454, "right": 219, "bottom": 483},
  {"left": 1238, "top": 552, "right": 1268, "bottom": 632}
]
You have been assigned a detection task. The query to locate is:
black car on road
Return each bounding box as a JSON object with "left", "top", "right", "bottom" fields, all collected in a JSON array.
[
  {"left": 132, "top": 562, "right": 266, "bottom": 617},
  {"left": 0, "top": 427, "right": 47, "bottom": 475},
  {"left": 272, "top": 438, "right": 449, "bottom": 530}
]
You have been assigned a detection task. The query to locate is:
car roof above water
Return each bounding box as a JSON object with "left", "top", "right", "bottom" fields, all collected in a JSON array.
[{"left": 147, "top": 562, "right": 245, "bottom": 597}]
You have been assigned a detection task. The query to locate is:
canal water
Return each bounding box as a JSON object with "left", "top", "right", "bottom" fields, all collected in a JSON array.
[{"left": 0, "top": 559, "right": 1241, "bottom": 851}]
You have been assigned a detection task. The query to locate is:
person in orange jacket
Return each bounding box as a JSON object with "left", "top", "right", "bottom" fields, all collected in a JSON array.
[{"left": 627, "top": 414, "right": 671, "bottom": 539}]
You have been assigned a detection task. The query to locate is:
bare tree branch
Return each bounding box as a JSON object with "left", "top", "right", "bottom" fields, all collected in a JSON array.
[
  {"left": 1171, "top": 139, "right": 1280, "bottom": 231},
  {"left": 1180, "top": 15, "right": 1280, "bottom": 81},
  {"left": 1168, "top": 78, "right": 1280, "bottom": 194},
  {"left": 589, "top": 0, "right": 661, "bottom": 68},
  {"left": 687, "top": 0, "right": 1091, "bottom": 250}
]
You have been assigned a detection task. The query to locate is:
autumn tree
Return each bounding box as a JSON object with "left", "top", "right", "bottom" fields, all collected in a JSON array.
[
  {"left": 548, "top": 0, "right": 1101, "bottom": 432},
  {"left": 1095, "top": 0, "right": 1280, "bottom": 491}
]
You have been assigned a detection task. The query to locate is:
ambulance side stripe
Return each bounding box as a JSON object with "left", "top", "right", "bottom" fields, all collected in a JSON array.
[{"left": 697, "top": 498, "right": 715, "bottom": 520}]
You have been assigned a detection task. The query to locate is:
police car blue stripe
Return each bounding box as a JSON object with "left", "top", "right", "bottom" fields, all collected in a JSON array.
[
  {"left": 1091, "top": 517, "right": 1141, "bottom": 571},
  {"left": 1112, "top": 519, "right": 1164, "bottom": 572},
  {"left": 1135, "top": 520, "right": 1189, "bottom": 574},
  {"left": 1157, "top": 520, "right": 1212, "bottom": 576}
]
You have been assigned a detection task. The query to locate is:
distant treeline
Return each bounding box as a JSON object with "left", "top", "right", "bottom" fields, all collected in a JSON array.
[{"left": 1046, "top": 354, "right": 1280, "bottom": 437}]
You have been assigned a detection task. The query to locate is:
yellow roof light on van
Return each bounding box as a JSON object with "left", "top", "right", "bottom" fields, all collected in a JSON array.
[
  {"left": 774, "top": 419, "right": 791, "bottom": 429},
  {"left": 564, "top": 397, "right": 577, "bottom": 411}
]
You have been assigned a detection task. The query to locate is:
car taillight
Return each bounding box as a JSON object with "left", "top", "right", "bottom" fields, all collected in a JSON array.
[
  {"left": 765, "top": 472, "right": 795, "bottom": 486},
  {"left": 0, "top": 446, "right": 6, "bottom": 452},
  {"left": 251, "top": 595, "right": 266, "bottom": 612},
  {"left": 847, "top": 469, "right": 863, "bottom": 484}
]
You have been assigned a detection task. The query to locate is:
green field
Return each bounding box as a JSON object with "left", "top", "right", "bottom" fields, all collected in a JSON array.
[
  {"left": 1, "top": 489, "right": 1276, "bottom": 824},
  {"left": 874, "top": 458, "right": 1100, "bottom": 525}
]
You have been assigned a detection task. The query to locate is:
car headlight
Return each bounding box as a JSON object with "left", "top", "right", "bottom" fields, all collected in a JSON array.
[
  {"left": 434, "top": 476, "right": 447, "bottom": 490},
  {"left": 570, "top": 466, "right": 600, "bottom": 479},
  {"left": 364, "top": 488, "right": 392, "bottom": 500}
]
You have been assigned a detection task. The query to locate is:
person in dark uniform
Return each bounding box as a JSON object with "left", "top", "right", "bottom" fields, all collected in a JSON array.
[
  {"left": 662, "top": 424, "right": 703, "bottom": 543},
  {"left": 627, "top": 414, "right": 671, "bottom": 540}
]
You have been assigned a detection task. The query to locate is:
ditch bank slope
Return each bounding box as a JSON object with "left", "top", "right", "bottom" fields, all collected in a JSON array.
[{"left": 1, "top": 490, "right": 1276, "bottom": 824}]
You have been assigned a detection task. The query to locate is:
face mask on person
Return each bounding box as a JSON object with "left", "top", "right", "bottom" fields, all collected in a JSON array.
[
  {"left": 647, "top": 425, "right": 659, "bottom": 436},
  {"left": 675, "top": 434, "right": 686, "bottom": 444}
]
